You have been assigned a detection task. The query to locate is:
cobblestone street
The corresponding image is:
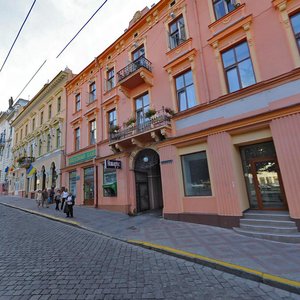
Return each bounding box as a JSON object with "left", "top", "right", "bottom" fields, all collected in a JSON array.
[{"left": 0, "top": 205, "right": 299, "bottom": 300}]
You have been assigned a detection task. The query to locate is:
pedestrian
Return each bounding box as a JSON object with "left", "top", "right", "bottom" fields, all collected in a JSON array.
[
  {"left": 42, "top": 188, "right": 48, "bottom": 208},
  {"left": 49, "top": 186, "right": 55, "bottom": 204},
  {"left": 65, "top": 192, "right": 75, "bottom": 218},
  {"left": 35, "top": 190, "right": 43, "bottom": 208},
  {"left": 61, "top": 188, "right": 68, "bottom": 211},
  {"left": 54, "top": 189, "right": 61, "bottom": 211}
]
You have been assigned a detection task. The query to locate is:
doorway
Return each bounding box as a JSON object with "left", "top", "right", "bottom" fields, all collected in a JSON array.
[
  {"left": 134, "top": 149, "right": 163, "bottom": 213},
  {"left": 240, "top": 141, "right": 287, "bottom": 210}
]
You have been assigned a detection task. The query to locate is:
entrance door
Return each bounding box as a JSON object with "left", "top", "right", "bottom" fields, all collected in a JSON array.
[
  {"left": 251, "top": 158, "right": 287, "bottom": 210},
  {"left": 135, "top": 172, "right": 150, "bottom": 212}
]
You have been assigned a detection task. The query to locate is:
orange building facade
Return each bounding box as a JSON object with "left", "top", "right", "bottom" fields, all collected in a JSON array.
[{"left": 62, "top": 0, "right": 300, "bottom": 231}]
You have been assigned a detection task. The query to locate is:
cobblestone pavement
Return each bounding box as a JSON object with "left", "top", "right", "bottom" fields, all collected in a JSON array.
[{"left": 1, "top": 206, "right": 299, "bottom": 300}]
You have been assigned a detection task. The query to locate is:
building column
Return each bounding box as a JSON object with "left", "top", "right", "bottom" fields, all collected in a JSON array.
[
  {"left": 270, "top": 114, "right": 300, "bottom": 220},
  {"left": 207, "top": 132, "right": 243, "bottom": 217}
]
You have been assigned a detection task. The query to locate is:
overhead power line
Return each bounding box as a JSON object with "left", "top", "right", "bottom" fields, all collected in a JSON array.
[
  {"left": 0, "top": 0, "right": 37, "bottom": 73},
  {"left": 14, "top": 59, "right": 47, "bottom": 101},
  {"left": 56, "top": 0, "right": 109, "bottom": 59}
]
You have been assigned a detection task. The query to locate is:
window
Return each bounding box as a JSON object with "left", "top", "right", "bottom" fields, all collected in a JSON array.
[
  {"left": 106, "top": 68, "right": 115, "bottom": 91},
  {"left": 84, "top": 167, "right": 94, "bottom": 202},
  {"left": 89, "top": 120, "right": 96, "bottom": 145},
  {"left": 103, "top": 168, "right": 117, "bottom": 197},
  {"left": 135, "top": 93, "right": 150, "bottom": 128},
  {"left": 40, "top": 111, "right": 44, "bottom": 125},
  {"left": 75, "top": 94, "right": 81, "bottom": 112},
  {"left": 89, "top": 82, "right": 96, "bottom": 102},
  {"left": 48, "top": 104, "right": 52, "bottom": 120},
  {"left": 69, "top": 171, "right": 77, "bottom": 197},
  {"left": 108, "top": 109, "right": 117, "bottom": 130},
  {"left": 213, "top": 0, "right": 236, "bottom": 20},
  {"left": 16, "top": 133, "right": 18, "bottom": 144},
  {"left": 57, "top": 97, "right": 61, "bottom": 113},
  {"left": 175, "top": 70, "right": 196, "bottom": 111},
  {"left": 75, "top": 127, "right": 80, "bottom": 151},
  {"left": 221, "top": 41, "right": 256, "bottom": 93},
  {"left": 38, "top": 139, "right": 42, "bottom": 156},
  {"left": 20, "top": 129, "right": 23, "bottom": 140},
  {"left": 56, "top": 128, "right": 61, "bottom": 148},
  {"left": 30, "top": 144, "right": 33, "bottom": 157},
  {"left": 169, "top": 15, "right": 186, "bottom": 49},
  {"left": 25, "top": 125, "right": 28, "bottom": 136},
  {"left": 132, "top": 45, "right": 145, "bottom": 61},
  {"left": 181, "top": 151, "right": 212, "bottom": 196},
  {"left": 47, "top": 133, "right": 51, "bottom": 152},
  {"left": 290, "top": 12, "right": 300, "bottom": 53},
  {"left": 32, "top": 118, "right": 35, "bottom": 131}
]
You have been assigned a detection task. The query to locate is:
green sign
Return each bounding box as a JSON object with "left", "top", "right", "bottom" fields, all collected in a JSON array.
[{"left": 69, "top": 149, "right": 96, "bottom": 165}]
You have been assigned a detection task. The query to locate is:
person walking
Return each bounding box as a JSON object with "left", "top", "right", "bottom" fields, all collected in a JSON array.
[
  {"left": 65, "top": 192, "right": 75, "bottom": 218},
  {"left": 61, "top": 188, "right": 68, "bottom": 211},
  {"left": 49, "top": 187, "right": 55, "bottom": 204},
  {"left": 42, "top": 189, "right": 49, "bottom": 208},
  {"left": 54, "top": 189, "right": 61, "bottom": 211},
  {"left": 35, "top": 190, "right": 43, "bottom": 208}
]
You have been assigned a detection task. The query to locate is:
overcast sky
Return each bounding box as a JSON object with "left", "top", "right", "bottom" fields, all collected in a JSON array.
[{"left": 0, "top": 0, "right": 158, "bottom": 111}]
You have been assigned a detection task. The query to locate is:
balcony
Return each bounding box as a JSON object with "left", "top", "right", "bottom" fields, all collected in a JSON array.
[
  {"left": 117, "top": 56, "right": 153, "bottom": 90},
  {"left": 109, "top": 108, "right": 173, "bottom": 152},
  {"left": 17, "top": 156, "right": 35, "bottom": 169}
]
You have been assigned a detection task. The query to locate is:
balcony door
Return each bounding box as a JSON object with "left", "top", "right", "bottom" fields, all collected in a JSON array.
[{"left": 135, "top": 93, "right": 150, "bottom": 131}]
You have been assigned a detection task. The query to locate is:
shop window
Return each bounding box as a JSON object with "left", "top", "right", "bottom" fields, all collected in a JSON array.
[
  {"left": 89, "top": 82, "right": 96, "bottom": 102},
  {"left": 181, "top": 151, "right": 212, "bottom": 196},
  {"left": 290, "top": 12, "right": 300, "bottom": 53},
  {"left": 213, "top": 0, "right": 236, "bottom": 20},
  {"left": 221, "top": 41, "right": 256, "bottom": 93},
  {"left": 84, "top": 167, "right": 94, "bottom": 201},
  {"left": 103, "top": 168, "right": 117, "bottom": 197},
  {"left": 106, "top": 68, "right": 115, "bottom": 91},
  {"left": 175, "top": 70, "right": 196, "bottom": 111},
  {"left": 69, "top": 171, "right": 77, "bottom": 197},
  {"left": 169, "top": 15, "right": 186, "bottom": 49}
]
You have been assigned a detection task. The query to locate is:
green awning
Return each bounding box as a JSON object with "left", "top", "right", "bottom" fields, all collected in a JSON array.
[{"left": 102, "top": 182, "right": 117, "bottom": 194}]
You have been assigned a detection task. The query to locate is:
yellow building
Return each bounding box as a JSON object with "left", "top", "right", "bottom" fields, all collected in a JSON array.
[{"left": 11, "top": 69, "right": 73, "bottom": 197}]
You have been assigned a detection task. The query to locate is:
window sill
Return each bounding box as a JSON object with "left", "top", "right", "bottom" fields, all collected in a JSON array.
[
  {"left": 86, "top": 99, "right": 97, "bottom": 107},
  {"left": 166, "top": 38, "right": 192, "bottom": 55}
]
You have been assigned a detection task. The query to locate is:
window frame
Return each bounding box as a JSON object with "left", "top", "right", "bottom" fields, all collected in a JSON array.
[
  {"left": 169, "top": 15, "right": 186, "bottom": 49},
  {"left": 221, "top": 40, "right": 256, "bottom": 93},
  {"left": 106, "top": 68, "right": 115, "bottom": 91},
  {"left": 89, "top": 82, "right": 96, "bottom": 103},
  {"left": 56, "top": 128, "right": 61, "bottom": 148},
  {"left": 32, "top": 118, "right": 35, "bottom": 131},
  {"left": 213, "top": 0, "right": 236, "bottom": 20},
  {"left": 47, "top": 133, "right": 51, "bottom": 152},
  {"left": 75, "top": 127, "right": 80, "bottom": 151},
  {"left": 175, "top": 69, "right": 196, "bottom": 112},
  {"left": 290, "top": 12, "right": 300, "bottom": 54},
  {"left": 40, "top": 111, "right": 44, "bottom": 125},
  {"left": 48, "top": 104, "right": 52, "bottom": 120},
  {"left": 57, "top": 97, "right": 61, "bottom": 113},
  {"left": 75, "top": 93, "right": 81, "bottom": 112},
  {"left": 132, "top": 45, "right": 145, "bottom": 61},
  {"left": 89, "top": 119, "right": 97, "bottom": 145}
]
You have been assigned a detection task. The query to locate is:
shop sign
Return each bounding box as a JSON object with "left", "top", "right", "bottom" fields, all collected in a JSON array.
[
  {"left": 104, "top": 159, "right": 122, "bottom": 169},
  {"left": 69, "top": 149, "right": 96, "bottom": 165}
]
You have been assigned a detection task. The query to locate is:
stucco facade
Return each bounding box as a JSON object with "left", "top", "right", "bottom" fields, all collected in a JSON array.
[
  {"left": 62, "top": 0, "right": 300, "bottom": 230},
  {"left": 11, "top": 69, "right": 73, "bottom": 197}
]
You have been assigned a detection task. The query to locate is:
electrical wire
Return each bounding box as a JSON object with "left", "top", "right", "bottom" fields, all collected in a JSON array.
[
  {"left": 56, "top": 0, "right": 109, "bottom": 59},
  {"left": 0, "top": 0, "right": 37, "bottom": 73},
  {"left": 14, "top": 59, "right": 47, "bottom": 101}
]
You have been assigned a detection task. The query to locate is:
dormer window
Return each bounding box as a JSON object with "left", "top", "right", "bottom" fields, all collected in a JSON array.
[
  {"left": 213, "top": 0, "right": 237, "bottom": 20},
  {"left": 169, "top": 15, "right": 186, "bottom": 49}
]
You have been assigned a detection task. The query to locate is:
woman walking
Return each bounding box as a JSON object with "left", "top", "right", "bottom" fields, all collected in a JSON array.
[
  {"left": 54, "top": 189, "right": 61, "bottom": 211},
  {"left": 61, "top": 188, "right": 68, "bottom": 211},
  {"left": 35, "top": 190, "right": 43, "bottom": 208}
]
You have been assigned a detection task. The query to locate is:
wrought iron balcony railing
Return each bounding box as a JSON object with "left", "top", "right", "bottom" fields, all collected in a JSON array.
[
  {"left": 117, "top": 56, "right": 152, "bottom": 83},
  {"left": 109, "top": 108, "right": 172, "bottom": 142}
]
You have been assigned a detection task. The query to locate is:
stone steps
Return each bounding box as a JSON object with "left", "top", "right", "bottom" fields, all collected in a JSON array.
[{"left": 234, "top": 210, "right": 300, "bottom": 243}]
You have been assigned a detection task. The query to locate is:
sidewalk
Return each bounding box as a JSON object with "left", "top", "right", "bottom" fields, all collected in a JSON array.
[{"left": 1, "top": 195, "right": 300, "bottom": 293}]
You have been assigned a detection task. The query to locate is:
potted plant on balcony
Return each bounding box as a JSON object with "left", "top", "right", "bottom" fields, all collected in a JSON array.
[
  {"left": 109, "top": 125, "right": 120, "bottom": 134},
  {"left": 145, "top": 108, "right": 157, "bottom": 119},
  {"left": 164, "top": 107, "right": 175, "bottom": 117},
  {"left": 125, "top": 116, "right": 136, "bottom": 128}
]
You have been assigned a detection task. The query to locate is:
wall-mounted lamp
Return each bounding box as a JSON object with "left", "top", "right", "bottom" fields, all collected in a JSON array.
[{"left": 170, "top": 12, "right": 175, "bottom": 19}]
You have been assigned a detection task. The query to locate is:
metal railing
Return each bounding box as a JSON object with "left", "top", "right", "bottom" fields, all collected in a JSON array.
[
  {"left": 117, "top": 56, "right": 152, "bottom": 82},
  {"left": 109, "top": 108, "right": 172, "bottom": 142}
]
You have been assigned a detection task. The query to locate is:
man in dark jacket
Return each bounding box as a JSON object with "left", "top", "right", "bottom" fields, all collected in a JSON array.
[{"left": 65, "top": 192, "right": 75, "bottom": 218}]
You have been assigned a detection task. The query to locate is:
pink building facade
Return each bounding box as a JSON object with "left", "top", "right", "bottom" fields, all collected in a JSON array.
[{"left": 62, "top": 0, "right": 300, "bottom": 231}]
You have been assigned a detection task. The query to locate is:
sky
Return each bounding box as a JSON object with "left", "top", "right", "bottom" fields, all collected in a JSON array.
[{"left": 0, "top": 0, "right": 158, "bottom": 111}]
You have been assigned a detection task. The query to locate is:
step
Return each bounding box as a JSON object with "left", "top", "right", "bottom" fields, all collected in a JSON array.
[
  {"left": 233, "top": 228, "right": 300, "bottom": 243},
  {"left": 240, "top": 218, "right": 296, "bottom": 228},
  {"left": 243, "top": 212, "right": 290, "bottom": 221},
  {"left": 240, "top": 223, "right": 298, "bottom": 234}
]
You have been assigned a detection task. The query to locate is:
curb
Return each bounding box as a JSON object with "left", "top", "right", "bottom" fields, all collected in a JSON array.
[
  {"left": 2, "top": 202, "right": 300, "bottom": 295},
  {"left": 127, "top": 240, "right": 300, "bottom": 295}
]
